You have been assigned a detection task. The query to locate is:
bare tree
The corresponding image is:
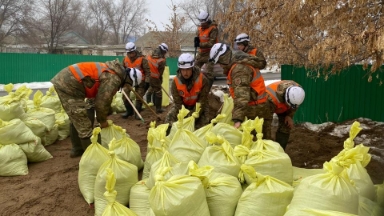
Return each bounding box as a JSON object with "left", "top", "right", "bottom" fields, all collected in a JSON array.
[
  {"left": 0, "top": 0, "right": 33, "bottom": 45},
  {"left": 20, "top": 0, "right": 82, "bottom": 53},
  {"left": 82, "top": 0, "right": 109, "bottom": 45}
]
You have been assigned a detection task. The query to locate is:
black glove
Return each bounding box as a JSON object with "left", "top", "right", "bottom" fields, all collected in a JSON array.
[
  {"left": 145, "top": 82, "right": 150, "bottom": 91},
  {"left": 194, "top": 36, "right": 200, "bottom": 47}
]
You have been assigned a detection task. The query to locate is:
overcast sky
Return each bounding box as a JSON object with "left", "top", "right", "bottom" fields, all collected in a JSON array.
[{"left": 147, "top": 1, "right": 174, "bottom": 30}]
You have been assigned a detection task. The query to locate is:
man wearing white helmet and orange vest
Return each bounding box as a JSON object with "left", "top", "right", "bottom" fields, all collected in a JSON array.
[
  {"left": 146, "top": 43, "right": 168, "bottom": 113},
  {"left": 234, "top": 33, "right": 267, "bottom": 70},
  {"left": 266, "top": 80, "right": 305, "bottom": 150},
  {"left": 209, "top": 43, "right": 274, "bottom": 139}
]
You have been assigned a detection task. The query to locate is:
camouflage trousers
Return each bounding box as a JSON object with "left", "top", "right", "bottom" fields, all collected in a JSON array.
[
  {"left": 195, "top": 51, "right": 214, "bottom": 83},
  {"left": 244, "top": 101, "right": 274, "bottom": 140},
  {"left": 165, "top": 105, "right": 208, "bottom": 130},
  {"left": 276, "top": 113, "right": 292, "bottom": 134},
  {"left": 122, "top": 81, "right": 146, "bottom": 106},
  {"left": 149, "top": 77, "right": 162, "bottom": 97},
  {"left": 51, "top": 68, "right": 93, "bottom": 138}
]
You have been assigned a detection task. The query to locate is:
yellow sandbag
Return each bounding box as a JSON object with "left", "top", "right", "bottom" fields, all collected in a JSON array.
[
  {"left": 101, "top": 169, "right": 137, "bottom": 216},
  {"left": 43, "top": 124, "right": 59, "bottom": 146},
  {"left": 198, "top": 132, "right": 241, "bottom": 178},
  {"left": 100, "top": 120, "right": 129, "bottom": 148},
  {"left": 235, "top": 165, "right": 294, "bottom": 216},
  {"left": 0, "top": 84, "right": 27, "bottom": 121},
  {"left": 55, "top": 108, "right": 70, "bottom": 140},
  {"left": 41, "top": 86, "right": 61, "bottom": 113},
  {"left": 129, "top": 179, "right": 151, "bottom": 216},
  {"left": 149, "top": 170, "right": 210, "bottom": 216},
  {"left": 0, "top": 118, "right": 36, "bottom": 144},
  {"left": 193, "top": 113, "right": 226, "bottom": 146},
  {"left": 167, "top": 104, "right": 199, "bottom": 140},
  {"left": 22, "top": 116, "right": 47, "bottom": 137},
  {"left": 94, "top": 139, "right": 138, "bottom": 216},
  {"left": 146, "top": 151, "right": 189, "bottom": 189},
  {"left": 111, "top": 92, "right": 126, "bottom": 114},
  {"left": 251, "top": 117, "right": 284, "bottom": 152},
  {"left": 24, "top": 91, "right": 56, "bottom": 131},
  {"left": 331, "top": 121, "right": 376, "bottom": 201},
  {"left": 111, "top": 128, "right": 144, "bottom": 170},
  {"left": 211, "top": 122, "right": 242, "bottom": 148},
  {"left": 19, "top": 136, "right": 52, "bottom": 162},
  {"left": 0, "top": 143, "right": 28, "bottom": 176},
  {"left": 287, "top": 161, "right": 359, "bottom": 214},
  {"left": 79, "top": 128, "right": 110, "bottom": 204},
  {"left": 284, "top": 208, "right": 358, "bottom": 216},
  {"left": 292, "top": 166, "right": 325, "bottom": 188},
  {"left": 142, "top": 122, "right": 170, "bottom": 179},
  {"left": 217, "top": 94, "right": 234, "bottom": 124},
  {"left": 189, "top": 161, "right": 242, "bottom": 216},
  {"left": 358, "top": 196, "right": 384, "bottom": 216},
  {"left": 376, "top": 183, "right": 384, "bottom": 207}
]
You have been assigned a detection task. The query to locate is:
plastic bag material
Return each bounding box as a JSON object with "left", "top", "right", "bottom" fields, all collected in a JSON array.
[
  {"left": 101, "top": 169, "right": 137, "bottom": 216},
  {"left": 55, "top": 108, "right": 70, "bottom": 140},
  {"left": 110, "top": 92, "right": 126, "bottom": 114},
  {"left": 193, "top": 114, "right": 226, "bottom": 147},
  {"left": 43, "top": 124, "right": 59, "bottom": 146},
  {"left": 130, "top": 179, "right": 151, "bottom": 216},
  {"left": 198, "top": 132, "right": 241, "bottom": 178},
  {"left": 149, "top": 171, "right": 210, "bottom": 216},
  {"left": 358, "top": 196, "right": 384, "bottom": 216},
  {"left": 146, "top": 151, "right": 189, "bottom": 189},
  {"left": 19, "top": 136, "right": 52, "bottom": 162},
  {"left": 0, "top": 118, "right": 36, "bottom": 144},
  {"left": 376, "top": 182, "right": 384, "bottom": 207},
  {"left": 189, "top": 161, "right": 242, "bottom": 216},
  {"left": 142, "top": 122, "right": 170, "bottom": 179},
  {"left": 286, "top": 161, "right": 359, "bottom": 215},
  {"left": 167, "top": 105, "right": 199, "bottom": 140},
  {"left": 211, "top": 122, "right": 242, "bottom": 148},
  {"left": 94, "top": 139, "right": 138, "bottom": 216},
  {"left": 292, "top": 166, "right": 325, "bottom": 188},
  {"left": 110, "top": 129, "right": 144, "bottom": 170},
  {"left": 284, "top": 208, "right": 358, "bottom": 216},
  {"left": 100, "top": 120, "right": 129, "bottom": 148},
  {"left": 23, "top": 90, "right": 56, "bottom": 131},
  {"left": 79, "top": 127, "right": 110, "bottom": 204},
  {"left": 41, "top": 86, "right": 61, "bottom": 113},
  {"left": 22, "top": 116, "right": 47, "bottom": 138},
  {"left": 0, "top": 143, "right": 28, "bottom": 176},
  {"left": 0, "top": 84, "right": 27, "bottom": 121},
  {"left": 235, "top": 165, "right": 294, "bottom": 216},
  {"left": 217, "top": 94, "right": 234, "bottom": 124},
  {"left": 250, "top": 117, "right": 284, "bottom": 152}
]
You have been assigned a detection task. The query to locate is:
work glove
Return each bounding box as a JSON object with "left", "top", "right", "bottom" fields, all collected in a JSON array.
[
  {"left": 194, "top": 36, "right": 200, "bottom": 47},
  {"left": 145, "top": 82, "right": 150, "bottom": 91}
]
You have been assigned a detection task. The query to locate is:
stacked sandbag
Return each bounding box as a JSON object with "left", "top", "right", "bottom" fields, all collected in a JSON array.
[
  {"left": 110, "top": 91, "right": 126, "bottom": 114},
  {"left": 210, "top": 122, "right": 242, "bottom": 148},
  {"left": 55, "top": 107, "right": 70, "bottom": 140},
  {"left": 129, "top": 179, "right": 151, "bottom": 216},
  {"left": 18, "top": 136, "right": 52, "bottom": 162},
  {"left": 216, "top": 93, "right": 233, "bottom": 125},
  {"left": 0, "top": 143, "right": 28, "bottom": 176},
  {"left": 193, "top": 113, "right": 226, "bottom": 147},
  {"left": 40, "top": 86, "right": 61, "bottom": 113},
  {"left": 292, "top": 166, "right": 324, "bottom": 188},
  {"left": 0, "top": 84, "right": 28, "bottom": 121},
  {"left": 100, "top": 120, "right": 129, "bottom": 148},
  {"left": 0, "top": 118, "right": 37, "bottom": 145},
  {"left": 167, "top": 104, "right": 200, "bottom": 140}
]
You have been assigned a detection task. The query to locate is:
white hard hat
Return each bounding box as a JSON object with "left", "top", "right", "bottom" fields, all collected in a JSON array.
[
  {"left": 285, "top": 86, "right": 305, "bottom": 109},
  {"left": 125, "top": 42, "right": 136, "bottom": 53},
  {"left": 128, "top": 68, "right": 142, "bottom": 86},
  {"left": 159, "top": 43, "right": 168, "bottom": 52},
  {"left": 197, "top": 11, "right": 210, "bottom": 23},
  {"left": 234, "top": 33, "right": 250, "bottom": 43},
  {"left": 178, "top": 53, "right": 195, "bottom": 69},
  {"left": 209, "top": 43, "right": 229, "bottom": 64}
]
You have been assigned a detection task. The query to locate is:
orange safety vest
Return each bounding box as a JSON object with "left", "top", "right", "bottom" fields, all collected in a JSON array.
[
  {"left": 69, "top": 62, "right": 116, "bottom": 98},
  {"left": 123, "top": 56, "right": 145, "bottom": 80},
  {"left": 174, "top": 73, "right": 203, "bottom": 106},
  {"left": 147, "top": 55, "right": 165, "bottom": 79},
  {"left": 198, "top": 25, "right": 218, "bottom": 53},
  {"left": 247, "top": 48, "right": 257, "bottom": 56},
  {"left": 266, "top": 81, "right": 298, "bottom": 114},
  {"left": 227, "top": 63, "right": 267, "bottom": 105}
]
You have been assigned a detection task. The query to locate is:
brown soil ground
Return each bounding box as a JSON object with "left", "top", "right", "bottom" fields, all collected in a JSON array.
[{"left": 1, "top": 96, "right": 383, "bottom": 216}]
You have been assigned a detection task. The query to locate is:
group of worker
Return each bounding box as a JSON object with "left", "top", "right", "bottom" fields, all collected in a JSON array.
[{"left": 50, "top": 11, "right": 305, "bottom": 158}]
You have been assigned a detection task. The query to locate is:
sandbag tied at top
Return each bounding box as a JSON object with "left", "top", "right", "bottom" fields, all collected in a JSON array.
[
  {"left": 216, "top": 93, "right": 234, "bottom": 125},
  {"left": 149, "top": 167, "right": 210, "bottom": 216},
  {"left": 286, "top": 161, "right": 359, "bottom": 215},
  {"left": 0, "top": 84, "right": 27, "bottom": 121},
  {"left": 251, "top": 117, "right": 284, "bottom": 152},
  {"left": 211, "top": 122, "right": 242, "bottom": 149},
  {"left": 41, "top": 86, "right": 61, "bottom": 113},
  {"left": 331, "top": 121, "right": 376, "bottom": 201},
  {"left": 189, "top": 161, "right": 242, "bottom": 216},
  {"left": 198, "top": 132, "right": 241, "bottom": 178},
  {"left": 100, "top": 120, "right": 129, "bottom": 148},
  {"left": 79, "top": 127, "right": 110, "bottom": 205},
  {"left": 167, "top": 104, "right": 200, "bottom": 140},
  {"left": 235, "top": 164, "right": 294, "bottom": 216},
  {"left": 24, "top": 90, "right": 56, "bottom": 131},
  {"left": 168, "top": 107, "right": 206, "bottom": 163},
  {"left": 194, "top": 113, "right": 226, "bottom": 147}
]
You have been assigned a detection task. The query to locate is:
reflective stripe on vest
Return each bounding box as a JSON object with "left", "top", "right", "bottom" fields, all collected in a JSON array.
[
  {"left": 227, "top": 63, "right": 267, "bottom": 105},
  {"left": 147, "top": 55, "right": 165, "bottom": 79},
  {"left": 124, "top": 56, "right": 145, "bottom": 80},
  {"left": 198, "top": 25, "right": 218, "bottom": 53},
  {"left": 266, "top": 81, "right": 296, "bottom": 114},
  {"left": 174, "top": 73, "right": 203, "bottom": 106}
]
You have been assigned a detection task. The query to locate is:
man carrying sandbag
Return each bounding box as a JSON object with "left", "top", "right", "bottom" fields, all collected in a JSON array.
[
  {"left": 266, "top": 80, "right": 305, "bottom": 150},
  {"left": 165, "top": 53, "right": 211, "bottom": 130},
  {"left": 51, "top": 60, "right": 135, "bottom": 158}
]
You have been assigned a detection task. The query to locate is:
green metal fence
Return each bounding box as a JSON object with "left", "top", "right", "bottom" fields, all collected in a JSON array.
[
  {"left": 281, "top": 65, "right": 384, "bottom": 123},
  {"left": 0, "top": 53, "right": 178, "bottom": 84}
]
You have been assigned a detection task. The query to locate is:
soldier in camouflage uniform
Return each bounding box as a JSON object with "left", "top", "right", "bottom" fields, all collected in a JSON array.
[
  {"left": 266, "top": 80, "right": 305, "bottom": 149},
  {"left": 51, "top": 60, "right": 132, "bottom": 157},
  {"left": 234, "top": 33, "right": 267, "bottom": 69},
  {"left": 165, "top": 53, "right": 210, "bottom": 130},
  {"left": 209, "top": 43, "right": 274, "bottom": 139},
  {"left": 122, "top": 42, "right": 151, "bottom": 120},
  {"left": 147, "top": 43, "right": 168, "bottom": 113}
]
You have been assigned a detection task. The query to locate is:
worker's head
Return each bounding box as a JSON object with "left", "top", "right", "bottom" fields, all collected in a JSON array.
[
  {"left": 234, "top": 33, "right": 250, "bottom": 51},
  {"left": 178, "top": 53, "right": 194, "bottom": 79},
  {"left": 209, "top": 43, "right": 231, "bottom": 66},
  {"left": 198, "top": 11, "right": 210, "bottom": 28},
  {"left": 125, "top": 42, "right": 137, "bottom": 58},
  {"left": 285, "top": 86, "right": 305, "bottom": 109},
  {"left": 159, "top": 43, "right": 168, "bottom": 54}
]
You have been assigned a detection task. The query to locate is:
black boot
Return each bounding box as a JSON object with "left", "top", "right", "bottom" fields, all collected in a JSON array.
[
  {"left": 275, "top": 131, "right": 290, "bottom": 150},
  {"left": 80, "top": 137, "right": 92, "bottom": 151},
  {"left": 146, "top": 92, "right": 153, "bottom": 104},
  {"left": 154, "top": 94, "right": 164, "bottom": 113},
  {"left": 134, "top": 102, "right": 143, "bottom": 120},
  {"left": 121, "top": 101, "right": 134, "bottom": 119},
  {"left": 69, "top": 123, "right": 84, "bottom": 158}
]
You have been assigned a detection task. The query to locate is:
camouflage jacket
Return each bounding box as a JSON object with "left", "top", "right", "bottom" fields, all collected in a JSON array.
[
  {"left": 223, "top": 51, "right": 268, "bottom": 121},
  {"left": 243, "top": 45, "right": 267, "bottom": 70},
  {"left": 171, "top": 66, "right": 210, "bottom": 119},
  {"left": 268, "top": 80, "right": 302, "bottom": 117},
  {"left": 149, "top": 47, "right": 166, "bottom": 79},
  {"left": 196, "top": 21, "right": 219, "bottom": 50},
  {"left": 123, "top": 50, "right": 151, "bottom": 83}
]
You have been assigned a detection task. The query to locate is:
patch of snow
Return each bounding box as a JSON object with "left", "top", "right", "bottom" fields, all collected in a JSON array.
[
  {"left": 303, "top": 122, "right": 333, "bottom": 132},
  {"left": 0, "top": 82, "right": 53, "bottom": 91},
  {"left": 371, "top": 154, "right": 384, "bottom": 164}
]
